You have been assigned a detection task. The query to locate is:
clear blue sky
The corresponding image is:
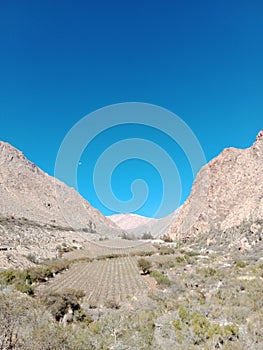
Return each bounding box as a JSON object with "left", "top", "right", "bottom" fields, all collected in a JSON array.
[{"left": 0, "top": 0, "right": 262, "bottom": 217}]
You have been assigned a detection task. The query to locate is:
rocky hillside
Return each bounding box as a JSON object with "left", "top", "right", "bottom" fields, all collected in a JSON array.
[
  {"left": 0, "top": 140, "right": 124, "bottom": 268},
  {"left": 0, "top": 141, "right": 119, "bottom": 233},
  {"left": 167, "top": 130, "right": 263, "bottom": 240}
]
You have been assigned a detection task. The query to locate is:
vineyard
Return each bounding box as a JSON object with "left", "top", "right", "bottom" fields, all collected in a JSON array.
[
  {"left": 37, "top": 255, "right": 151, "bottom": 306},
  {"left": 63, "top": 238, "right": 156, "bottom": 260}
]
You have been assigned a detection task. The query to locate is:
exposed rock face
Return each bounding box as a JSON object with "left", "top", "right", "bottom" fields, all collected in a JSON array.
[
  {"left": 0, "top": 141, "right": 119, "bottom": 234},
  {"left": 167, "top": 130, "right": 263, "bottom": 239}
]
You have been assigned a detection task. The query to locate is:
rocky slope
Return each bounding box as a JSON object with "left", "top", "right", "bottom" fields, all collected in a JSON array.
[
  {"left": 0, "top": 141, "right": 119, "bottom": 232},
  {"left": 0, "top": 140, "right": 123, "bottom": 268},
  {"left": 167, "top": 130, "right": 263, "bottom": 240}
]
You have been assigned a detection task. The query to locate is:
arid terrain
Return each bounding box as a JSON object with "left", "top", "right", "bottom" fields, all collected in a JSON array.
[
  {"left": 0, "top": 131, "right": 262, "bottom": 349},
  {"left": 167, "top": 130, "right": 263, "bottom": 239},
  {"left": 108, "top": 211, "right": 180, "bottom": 239}
]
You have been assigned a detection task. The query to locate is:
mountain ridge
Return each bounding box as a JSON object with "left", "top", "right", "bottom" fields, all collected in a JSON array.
[
  {"left": 167, "top": 129, "right": 263, "bottom": 239},
  {"left": 0, "top": 140, "right": 119, "bottom": 233}
]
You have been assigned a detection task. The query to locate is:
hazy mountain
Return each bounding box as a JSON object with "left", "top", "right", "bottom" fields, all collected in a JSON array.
[
  {"left": 167, "top": 130, "right": 263, "bottom": 240},
  {"left": 107, "top": 213, "right": 153, "bottom": 230},
  {"left": 108, "top": 211, "right": 180, "bottom": 239}
]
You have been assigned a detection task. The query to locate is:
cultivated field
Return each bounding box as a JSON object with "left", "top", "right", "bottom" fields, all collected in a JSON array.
[
  {"left": 62, "top": 238, "right": 156, "bottom": 260},
  {"left": 37, "top": 256, "right": 150, "bottom": 306}
]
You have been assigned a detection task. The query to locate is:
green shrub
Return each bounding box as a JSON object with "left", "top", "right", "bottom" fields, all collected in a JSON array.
[
  {"left": 150, "top": 270, "right": 170, "bottom": 286},
  {"left": 15, "top": 281, "right": 34, "bottom": 295},
  {"left": 176, "top": 307, "right": 239, "bottom": 346},
  {"left": 201, "top": 267, "right": 217, "bottom": 277},
  {"left": 236, "top": 260, "right": 246, "bottom": 268},
  {"left": 185, "top": 250, "right": 200, "bottom": 257},
  {"left": 207, "top": 323, "right": 222, "bottom": 338},
  {"left": 0, "top": 270, "right": 17, "bottom": 284},
  {"left": 176, "top": 256, "right": 185, "bottom": 263},
  {"left": 178, "top": 306, "right": 190, "bottom": 323},
  {"left": 0, "top": 270, "right": 34, "bottom": 295},
  {"left": 166, "top": 260, "right": 175, "bottom": 268},
  {"left": 172, "top": 319, "right": 182, "bottom": 330},
  {"left": 222, "top": 324, "right": 239, "bottom": 339},
  {"left": 191, "top": 312, "right": 210, "bottom": 340}
]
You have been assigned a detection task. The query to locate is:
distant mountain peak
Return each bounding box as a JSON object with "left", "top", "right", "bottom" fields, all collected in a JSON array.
[{"left": 108, "top": 213, "right": 153, "bottom": 230}]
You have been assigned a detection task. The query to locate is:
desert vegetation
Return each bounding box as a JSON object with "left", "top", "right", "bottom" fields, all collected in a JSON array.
[{"left": 1, "top": 220, "right": 262, "bottom": 349}]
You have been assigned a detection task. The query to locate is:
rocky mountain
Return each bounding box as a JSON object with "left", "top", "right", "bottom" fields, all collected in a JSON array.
[
  {"left": 108, "top": 213, "right": 152, "bottom": 230},
  {"left": 0, "top": 141, "right": 123, "bottom": 267},
  {"left": 167, "top": 130, "right": 263, "bottom": 240},
  {"left": 108, "top": 211, "right": 180, "bottom": 239},
  {"left": 0, "top": 140, "right": 119, "bottom": 232}
]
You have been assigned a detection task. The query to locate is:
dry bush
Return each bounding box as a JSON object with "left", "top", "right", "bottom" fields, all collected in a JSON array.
[{"left": 40, "top": 289, "right": 86, "bottom": 322}]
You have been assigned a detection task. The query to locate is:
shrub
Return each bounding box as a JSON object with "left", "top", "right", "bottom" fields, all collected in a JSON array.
[
  {"left": 172, "top": 319, "right": 182, "bottom": 330},
  {"left": 82, "top": 220, "right": 96, "bottom": 233},
  {"left": 121, "top": 232, "right": 136, "bottom": 240},
  {"left": 161, "top": 234, "right": 173, "bottom": 242},
  {"left": 26, "top": 253, "right": 39, "bottom": 264},
  {"left": 105, "top": 299, "right": 120, "bottom": 309},
  {"left": 0, "top": 270, "right": 17, "bottom": 284},
  {"left": 159, "top": 246, "right": 175, "bottom": 255},
  {"left": 164, "top": 260, "right": 175, "bottom": 268},
  {"left": 0, "top": 270, "right": 34, "bottom": 295},
  {"left": 141, "top": 232, "right": 154, "bottom": 240},
  {"left": 15, "top": 281, "right": 34, "bottom": 295},
  {"left": 175, "top": 306, "right": 240, "bottom": 346},
  {"left": 236, "top": 260, "right": 246, "bottom": 268},
  {"left": 223, "top": 324, "right": 239, "bottom": 339},
  {"left": 137, "top": 258, "right": 152, "bottom": 274},
  {"left": 26, "top": 260, "right": 69, "bottom": 284},
  {"left": 178, "top": 306, "right": 190, "bottom": 323},
  {"left": 130, "top": 250, "right": 155, "bottom": 257},
  {"left": 191, "top": 312, "right": 210, "bottom": 341},
  {"left": 176, "top": 256, "right": 185, "bottom": 263},
  {"left": 41, "top": 289, "right": 85, "bottom": 322},
  {"left": 150, "top": 270, "right": 170, "bottom": 286},
  {"left": 201, "top": 267, "right": 217, "bottom": 277},
  {"left": 184, "top": 250, "right": 200, "bottom": 257}
]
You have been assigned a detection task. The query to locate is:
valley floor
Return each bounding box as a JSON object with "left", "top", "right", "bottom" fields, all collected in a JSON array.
[{"left": 0, "top": 232, "right": 263, "bottom": 349}]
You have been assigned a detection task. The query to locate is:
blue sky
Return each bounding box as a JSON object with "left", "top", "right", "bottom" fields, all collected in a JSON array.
[{"left": 0, "top": 0, "right": 262, "bottom": 217}]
